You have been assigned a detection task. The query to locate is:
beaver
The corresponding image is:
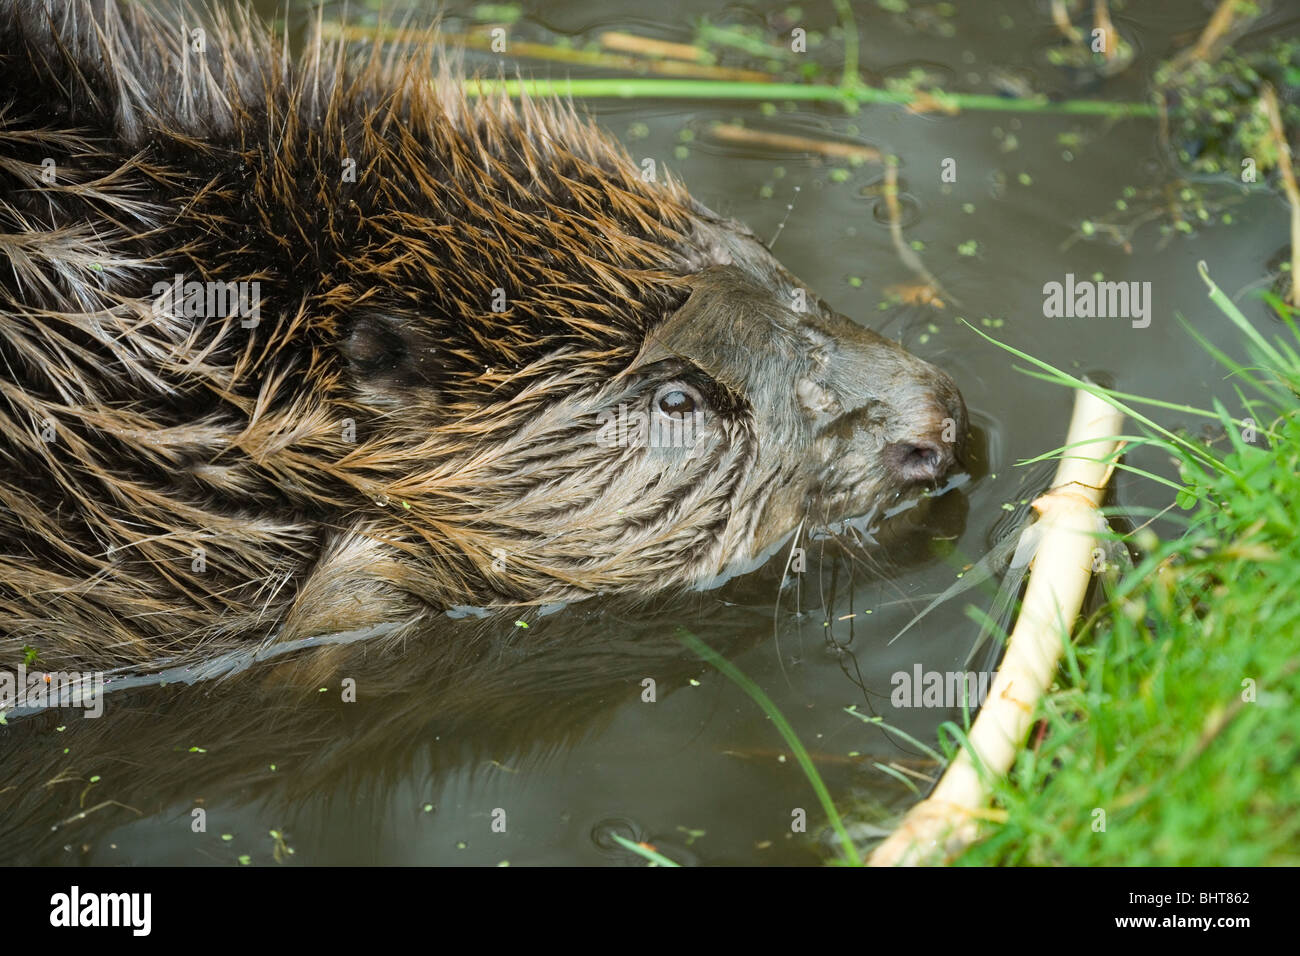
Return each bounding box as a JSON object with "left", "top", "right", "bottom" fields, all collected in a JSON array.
[{"left": 0, "top": 0, "right": 967, "bottom": 674}]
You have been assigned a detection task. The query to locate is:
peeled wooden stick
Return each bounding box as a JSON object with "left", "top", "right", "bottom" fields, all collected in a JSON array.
[{"left": 868, "top": 388, "right": 1124, "bottom": 866}]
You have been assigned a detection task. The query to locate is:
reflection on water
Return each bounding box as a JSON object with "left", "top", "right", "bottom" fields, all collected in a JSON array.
[{"left": 0, "top": 482, "right": 967, "bottom": 865}]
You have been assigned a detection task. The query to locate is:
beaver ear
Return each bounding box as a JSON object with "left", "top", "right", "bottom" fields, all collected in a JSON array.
[
  {"left": 618, "top": 282, "right": 709, "bottom": 378},
  {"left": 619, "top": 334, "right": 679, "bottom": 378},
  {"left": 340, "top": 312, "right": 445, "bottom": 394},
  {"left": 619, "top": 268, "right": 740, "bottom": 379}
]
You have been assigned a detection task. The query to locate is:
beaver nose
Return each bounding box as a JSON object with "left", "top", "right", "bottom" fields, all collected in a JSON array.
[
  {"left": 885, "top": 435, "right": 955, "bottom": 483},
  {"left": 884, "top": 390, "right": 966, "bottom": 484}
]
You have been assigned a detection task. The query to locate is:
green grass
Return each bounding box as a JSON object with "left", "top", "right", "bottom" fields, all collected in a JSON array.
[{"left": 955, "top": 269, "right": 1300, "bottom": 866}]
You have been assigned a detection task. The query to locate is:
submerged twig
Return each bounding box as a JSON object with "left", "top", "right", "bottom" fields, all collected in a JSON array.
[
  {"left": 1050, "top": 0, "right": 1084, "bottom": 45},
  {"left": 1168, "top": 0, "right": 1261, "bottom": 72},
  {"left": 883, "top": 158, "right": 956, "bottom": 307},
  {"left": 1093, "top": 0, "right": 1118, "bottom": 63},
  {"left": 1260, "top": 85, "right": 1300, "bottom": 308},
  {"left": 598, "top": 31, "right": 709, "bottom": 64},
  {"left": 709, "top": 123, "right": 882, "bottom": 164}
]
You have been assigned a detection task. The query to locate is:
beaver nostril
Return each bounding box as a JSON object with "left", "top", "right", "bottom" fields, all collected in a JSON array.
[{"left": 886, "top": 438, "right": 954, "bottom": 484}]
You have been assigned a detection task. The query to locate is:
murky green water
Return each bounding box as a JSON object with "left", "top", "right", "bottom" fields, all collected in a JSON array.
[{"left": 3, "top": 0, "right": 1294, "bottom": 865}]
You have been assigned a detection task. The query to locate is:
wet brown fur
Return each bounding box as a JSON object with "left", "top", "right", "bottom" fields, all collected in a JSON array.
[{"left": 0, "top": 1, "right": 966, "bottom": 672}]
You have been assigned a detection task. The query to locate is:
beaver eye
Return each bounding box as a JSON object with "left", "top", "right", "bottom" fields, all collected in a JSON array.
[
  {"left": 654, "top": 382, "right": 703, "bottom": 418},
  {"left": 659, "top": 390, "right": 694, "bottom": 415}
]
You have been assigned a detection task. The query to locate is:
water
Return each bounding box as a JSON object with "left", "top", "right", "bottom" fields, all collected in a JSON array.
[{"left": 2, "top": 0, "right": 1295, "bottom": 866}]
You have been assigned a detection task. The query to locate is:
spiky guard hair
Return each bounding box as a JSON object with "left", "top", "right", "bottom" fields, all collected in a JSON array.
[{"left": 0, "top": 0, "right": 714, "bottom": 669}]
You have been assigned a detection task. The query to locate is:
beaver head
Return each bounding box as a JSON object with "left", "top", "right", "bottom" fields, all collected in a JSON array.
[
  {"left": 431, "top": 223, "right": 969, "bottom": 600},
  {"left": 0, "top": 1, "right": 965, "bottom": 669}
]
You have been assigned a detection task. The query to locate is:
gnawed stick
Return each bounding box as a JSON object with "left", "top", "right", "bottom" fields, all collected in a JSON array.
[{"left": 868, "top": 387, "right": 1124, "bottom": 866}]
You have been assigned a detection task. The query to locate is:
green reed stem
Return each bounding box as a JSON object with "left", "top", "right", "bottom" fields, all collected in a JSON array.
[{"left": 465, "top": 76, "right": 1160, "bottom": 117}]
